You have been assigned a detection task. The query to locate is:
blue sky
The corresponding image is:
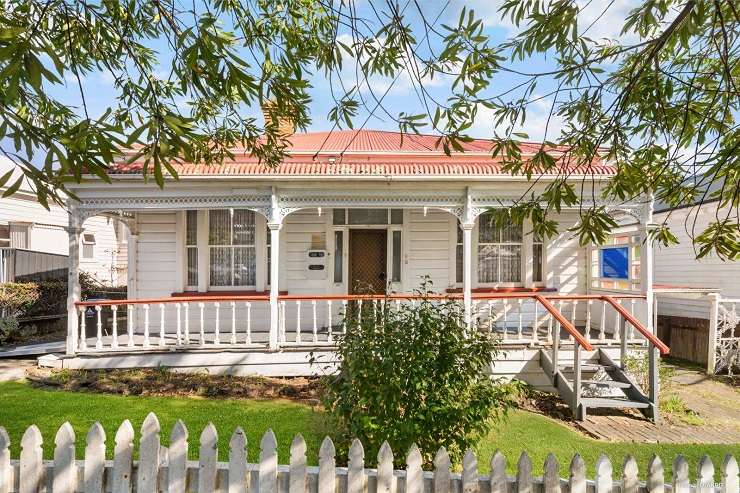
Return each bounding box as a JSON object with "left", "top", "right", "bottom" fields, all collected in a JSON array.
[{"left": 2, "top": 0, "right": 644, "bottom": 165}]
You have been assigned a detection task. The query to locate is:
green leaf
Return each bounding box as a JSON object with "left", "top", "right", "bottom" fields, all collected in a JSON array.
[
  {"left": 0, "top": 169, "right": 14, "bottom": 188},
  {"left": 2, "top": 176, "right": 24, "bottom": 198}
]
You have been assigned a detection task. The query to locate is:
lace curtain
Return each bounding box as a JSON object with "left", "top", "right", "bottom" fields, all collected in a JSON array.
[
  {"left": 478, "top": 216, "right": 522, "bottom": 283},
  {"left": 209, "top": 209, "right": 256, "bottom": 287}
]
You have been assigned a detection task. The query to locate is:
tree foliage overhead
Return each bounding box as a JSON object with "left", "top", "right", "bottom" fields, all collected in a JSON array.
[{"left": 0, "top": 0, "right": 738, "bottom": 258}]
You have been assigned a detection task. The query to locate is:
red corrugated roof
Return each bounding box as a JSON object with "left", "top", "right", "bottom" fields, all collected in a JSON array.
[{"left": 111, "top": 129, "right": 615, "bottom": 177}]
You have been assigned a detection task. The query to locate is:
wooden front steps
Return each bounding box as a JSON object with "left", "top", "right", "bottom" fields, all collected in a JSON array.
[{"left": 540, "top": 348, "right": 658, "bottom": 422}]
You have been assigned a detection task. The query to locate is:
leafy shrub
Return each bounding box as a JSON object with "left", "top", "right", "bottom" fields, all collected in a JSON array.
[
  {"left": 320, "top": 280, "right": 516, "bottom": 466},
  {"left": 25, "top": 280, "right": 67, "bottom": 317},
  {"left": 623, "top": 349, "right": 674, "bottom": 395},
  {"left": 0, "top": 282, "right": 40, "bottom": 317},
  {"left": 0, "top": 316, "right": 37, "bottom": 344}
]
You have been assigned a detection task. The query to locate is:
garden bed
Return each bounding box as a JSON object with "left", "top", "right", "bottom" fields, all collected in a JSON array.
[{"left": 26, "top": 367, "right": 323, "bottom": 403}]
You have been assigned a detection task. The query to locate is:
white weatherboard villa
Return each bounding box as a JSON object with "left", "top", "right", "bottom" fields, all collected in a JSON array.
[{"left": 48, "top": 129, "right": 669, "bottom": 421}]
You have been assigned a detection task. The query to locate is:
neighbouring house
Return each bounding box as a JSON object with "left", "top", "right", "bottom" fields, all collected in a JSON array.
[
  {"left": 0, "top": 157, "right": 128, "bottom": 285},
  {"left": 50, "top": 129, "right": 670, "bottom": 421},
  {"left": 652, "top": 189, "right": 740, "bottom": 373}
]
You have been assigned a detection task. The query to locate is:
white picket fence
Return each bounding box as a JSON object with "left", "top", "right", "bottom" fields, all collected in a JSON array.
[{"left": 0, "top": 413, "right": 738, "bottom": 493}]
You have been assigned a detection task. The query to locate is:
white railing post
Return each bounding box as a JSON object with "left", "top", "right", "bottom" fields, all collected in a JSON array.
[
  {"left": 78, "top": 306, "right": 87, "bottom": 351},
  {"left": 556, "top": 300, "right": 564, "bottom": 341},
  {"left": 295, "top": 301, "right": 302, "bottom": 344},
  {"left": 585, "top": 300, "right": 592, "bottom": 343},
  {"left": 312, "top": 300, "right": 318, "bottom": 343},
  {"left": 342, "top": 300, "right": 348, "bottom": 334},
  {"left": 183, "top": 302, "right": 190, "bottom": 345},
  {"left": 327, "top": 300, "right": 333, "bottom": 343},
  {"left": 111, "top": 305, "right": 118, "bottom": 349},
  {"left": 279, "top": 301, "right": 287, "bottom": 343},
  {"left": 599, "top": 300, "right": 607, "bottom": 341},
  {"left": 214, "top": 302, "right": 221, "bottom": 345},
  {"left": 198, "top": 302, "right": 205, "bottom": 345},
  {"left": 175, "top": 303, "right": 182, "bottom": 346},
  {"left": 571, "top": 300, "right": 579, "bottom": 340},
  {"left": 552, "top": 318, "right": 560, "bottom": 379},
  {"left": 142, "top": 304, "right": 150, "bottom": 348},
  {"left": 245, "top": 302, "right": 252, "bottom": 344},
  {"left": 517, "top": 299, "right": 523, "bottom": 340},
  {"left": 95, "top": 305, "right": 103, "bottom": 350},
  {"left": 127, "top": 304, "right": 134, "bottom": 348},
  {"left": 230, "top": 301, "right": 237, "bottom": 345},
  {"left": 159, "top": 303, "right": 165, "bottom": 347},
  {"left": 502, "top": 300, "right": 508, "bottom": 340},
  {"left": 707, "top": 293, "right": 720, "bottom": 375}
]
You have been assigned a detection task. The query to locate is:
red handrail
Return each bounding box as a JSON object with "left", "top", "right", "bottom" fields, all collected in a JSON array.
[
  {"left": 76, "top": 292, "right": 647, "bottom": 307},
  {"left": 75, "top": 294, "right": 271, "bottom": 307},
  {"left": 602, "top": 295, "right": 669, "bottom": 354},
  {"left": 277, "top": 293, "right": 459, "bottom": 301},
  {"left": 534, "top": 295, "right": 594, "bottom": 351}
]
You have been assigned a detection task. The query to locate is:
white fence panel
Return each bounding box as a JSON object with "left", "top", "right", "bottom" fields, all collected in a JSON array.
[{"left": 0, "top": 416, "right": 737, "bottom": 493}]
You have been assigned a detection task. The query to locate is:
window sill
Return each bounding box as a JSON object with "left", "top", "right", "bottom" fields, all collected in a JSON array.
[{"left": 171, "top": 289, "right": 288, "bottom": 297}]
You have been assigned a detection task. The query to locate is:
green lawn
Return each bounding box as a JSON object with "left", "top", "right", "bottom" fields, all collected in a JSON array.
[{"left": 0, "top": 381, "right": 736, "bottom": 478}]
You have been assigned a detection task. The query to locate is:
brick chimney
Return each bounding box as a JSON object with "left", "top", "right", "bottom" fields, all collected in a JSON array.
[{"left": 262, "top": 100, "right": 295, "bottom": 136}]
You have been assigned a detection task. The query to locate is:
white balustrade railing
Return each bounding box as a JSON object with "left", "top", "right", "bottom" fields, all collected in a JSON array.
[
  {"left": 76, "top": 297, "right": 268, "bottom": 352},
  {"left": 75, "top": 294, "right": 652, "bottom": 354},
  {"left": 468, "top": 295, "right": 648, "bottom": 348}
]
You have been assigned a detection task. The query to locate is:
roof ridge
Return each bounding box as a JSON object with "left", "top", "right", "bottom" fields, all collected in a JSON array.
[{"left": 294, "top": 128, "right": 565, "bottom": 147}]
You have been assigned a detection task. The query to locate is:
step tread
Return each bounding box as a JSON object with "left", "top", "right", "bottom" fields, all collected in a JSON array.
[
  {"left": 581, "top": 379, "right": 632, "bottom": 388},
  {"left": 560, "top": 363, "right": 614, "bottom": 372},
  {"left": 581, "top": 397, "right": 650, "bottom": 409}
]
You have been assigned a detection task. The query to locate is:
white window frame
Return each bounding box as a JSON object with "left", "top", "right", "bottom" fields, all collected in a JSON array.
[
  {"left": 531, "top": 228, "right": 545, "bottom": 286},
  {"left": 184, "top": 210, "right": 199, "bottom": 290},
  {"left": 475, "top": 213, "right": 524, "bottom": 288},
  {"left": 589, "top": 232, "right": 641, "bottom": 293},
  {"left": 205, "top": 207, "right": 260, "bottom": 291},
  {"left": 181, "top": 208, "right": 258, "bottom": 291},
  {"left": 450, "top": 215, "right": 546, "bottom": 289},
  {"left": 81, "top": 233, "right": 96, "bottom": 260},
  {"left": 388, "top": 225, "right": 403, "bottom": 287},
  {"left": 0, "top": 224, "right": 10, "bottom": 248}
]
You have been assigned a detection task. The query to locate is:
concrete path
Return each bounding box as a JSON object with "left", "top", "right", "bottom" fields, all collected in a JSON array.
[
  {"left": 0, "top": 341, "right": 65, "bottom": 358},
  {"left": 0, "top": 359, "right": 35, "bottom": 381}
]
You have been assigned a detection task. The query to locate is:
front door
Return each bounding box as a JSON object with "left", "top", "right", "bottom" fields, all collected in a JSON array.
[{"left": 349, "top": 230, "right": 387, "bottom": 294}]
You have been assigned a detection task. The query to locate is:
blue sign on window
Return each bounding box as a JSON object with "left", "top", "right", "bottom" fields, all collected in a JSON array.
[{"left": 601, "top": 246, "right": 629, "bottom": 279}]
